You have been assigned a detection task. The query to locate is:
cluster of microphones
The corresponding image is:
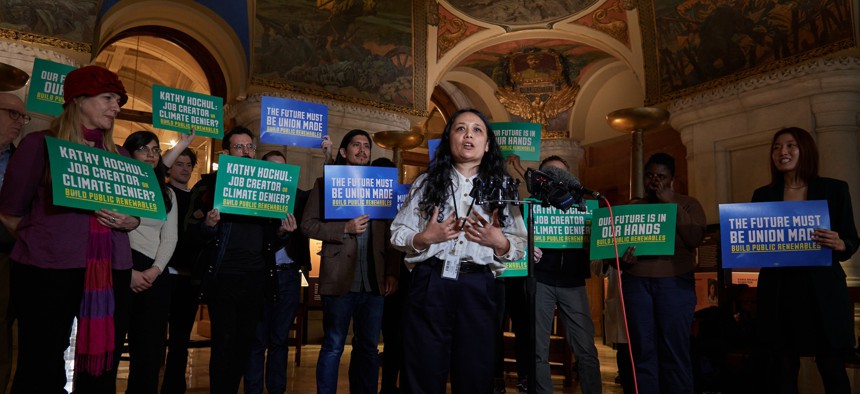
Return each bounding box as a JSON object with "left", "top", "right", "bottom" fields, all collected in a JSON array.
[{"left": 471, "top": 167, "right": 604, "bottom": 214}]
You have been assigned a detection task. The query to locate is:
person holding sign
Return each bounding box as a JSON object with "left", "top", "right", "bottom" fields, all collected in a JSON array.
[
  {"left": 186, "top": 126, "right": 298, "bottom": 394},
  {"left": 244, "top": 150, "right": 311, "bottom": 394},
  {"left": 301, "top": 129, "right": 400, "bottom": 394},
  {"left": 752, "top": 127, "right": 858, "bottom": 393},
  {"left": 121, "top": 131, "right": 178, "bottom": 393},
  {"left": 530, "top": 156, "right": 602, "bottom": 394},
  {"left": 616, "top": 153, "right": 706, "bottom": 394},
  {"left": 390, "top": 109, "right": 527, "bottom": 394},
  {"left": 0, "top": 65, "right": 137, "bottom": 393},
  {"left": 161, "top": 147, "right": 202, "bottom": 394}
]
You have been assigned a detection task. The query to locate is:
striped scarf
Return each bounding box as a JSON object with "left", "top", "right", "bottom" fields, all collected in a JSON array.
[{"left": 75, "top": 215, "right": 115, "bottom": 376}]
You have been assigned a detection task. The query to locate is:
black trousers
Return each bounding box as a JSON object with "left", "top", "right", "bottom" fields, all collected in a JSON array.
[
  {"left": 161, "top": 274, "right": 200, "bottom": 394},
  {"left": 207, "top": 270, "right": 265, "bottom": 394},
  {"left": 380, "top": 261, "right": 410, "bottom": 394},
  {"left": 126, "top": 250, "right": 172, "bottom": 394},
  {"left": 10, "top": 262, "right": 131, "bottom": 394},
  {"left": 402, "top": 261, "right": 497, "bottom": 394}
]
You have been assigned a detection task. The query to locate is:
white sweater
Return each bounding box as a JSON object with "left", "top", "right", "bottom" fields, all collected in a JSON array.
[{"left": 129, "top": 187, "right": 178, "bottom": 273}]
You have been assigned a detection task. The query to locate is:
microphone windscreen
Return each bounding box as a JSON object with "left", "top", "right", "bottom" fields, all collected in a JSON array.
[{"left": 541, "top": 166, "right": 581, "bottom": 189}]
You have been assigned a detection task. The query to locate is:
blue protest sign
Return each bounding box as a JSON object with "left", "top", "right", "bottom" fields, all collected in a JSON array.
[
  {"left": 719, "top": 200, "right": 831, "bottom": 268},
  {"left": 260, "top": 96, "right": 328, "bottom": 148},
  {"left": 324, "top": 165, "right": 399, "bottom": 219},
  {"left": 394, "top": 183, "right": 411, "bottom": 213},
  {"left": 428, "top": 139, "right": 440, "bottom": 163}
]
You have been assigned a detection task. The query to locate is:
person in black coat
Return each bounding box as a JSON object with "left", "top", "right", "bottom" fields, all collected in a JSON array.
[{"left": 752, "top": 127, "right": 859, "bottom": 393}]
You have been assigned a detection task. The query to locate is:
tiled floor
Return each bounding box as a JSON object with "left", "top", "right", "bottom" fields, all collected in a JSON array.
[
  {"left": 110, "top": 340, "right": 626, "bottom": 393},
  {"left": 37, "top": 319, "right": 624, "bottom": 393}
]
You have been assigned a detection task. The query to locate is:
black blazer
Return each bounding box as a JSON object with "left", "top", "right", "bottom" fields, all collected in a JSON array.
[{"left": 752, "top": 177, "right": 859, "bottom": 350}]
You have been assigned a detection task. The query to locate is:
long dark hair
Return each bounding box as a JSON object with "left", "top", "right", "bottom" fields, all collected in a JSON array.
[
  {"left": 416, "top": 108, "right": 508, "bottom": 219},
  {"left": 769, "top": 127, "right": 818, "bottom": 187},
  {"left": 123, "top": 130, "right": 173, "bottom": 212},
  {"left": 334, "top": 129, "right": 372, "bottom": 165}
]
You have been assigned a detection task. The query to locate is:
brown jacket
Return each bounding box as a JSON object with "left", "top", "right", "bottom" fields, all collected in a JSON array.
[{"left": 301, "top": 177, "right": 400, "bottom": 296}]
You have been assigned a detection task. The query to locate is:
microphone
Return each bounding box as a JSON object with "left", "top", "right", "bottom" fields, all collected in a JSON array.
[
  {"left": 541, "top": 166, "right": 606, "bottom": 201},
  {"left": 524, "top": 168, "right": 578, "bottom": 211}
]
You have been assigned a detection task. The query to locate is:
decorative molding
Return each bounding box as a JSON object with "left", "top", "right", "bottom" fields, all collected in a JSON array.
[
  {"left": 543, "top": 130, "right": 569, "bottom": 140},
  {"left": 251, "top": 77, "right": 429, "bottom": 118},
  {"left": 0, "top": 41, "right": 80, "bottom": 65},
  {"left": 0, "top": 28, "right": 91, "bottom": 53},
  {"left": 226, "top": 92, "right": 411, "bottom": 131},
  {"left": 669, "top": 57, "right": 860, "bottom": 112},
  {"left": 426, "top": 0, "right": 440, "bottom": 26}
]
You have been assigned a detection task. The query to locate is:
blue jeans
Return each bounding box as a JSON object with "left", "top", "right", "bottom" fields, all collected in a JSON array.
[
  {"left": 316, "top": 292, "right": 384, "bottom": 394},
  {"left": 534, "top": 283, "right": 602, "bottom": 394},
  {"left": 622, "top": 272, "right": 696, "bottom": 394},
  {"left": 244, "top": 268, "right": 301, "bottom": 394}
]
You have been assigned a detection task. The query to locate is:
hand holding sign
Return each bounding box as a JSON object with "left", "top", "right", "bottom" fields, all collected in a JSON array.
[
  {"left": 278, "top": 214, "right": 298, "bottom": 236},
  {"left": 321, "top": 136, "right": 333, "bottom": 162},
  {"left": 812, "top": 228, "right": 845, "bottom": 252},
  {"left": 620, "top": 246, "right": 637, "bottom": 269},
  {"left": 344, "top": 214, "right": 370, "bottom": 235},
  {"left": 205, "top": 209, "right": 220, "bottom": 228},
  {"left": 95, "top": 209, "right": 140, "bottom": 231}
]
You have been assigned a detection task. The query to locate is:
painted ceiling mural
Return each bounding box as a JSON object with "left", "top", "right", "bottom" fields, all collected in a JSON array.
[
  {"left": 446, "top": 0, "right": 600, "bottom": 26},
  {"left": 642, "top": 0, "right": 856, "bottom": 103},
  {"left": 254, "top": 0, "right": 414, "bottom": 108},
  {"left": 459, "top": 39, "right": 612, "bottom": 137},
  {"left": 572, "top": 0, "right": 631, "bottom": 47},
  {"left": 0, "top": 0, "right": 98, "bottom": 46},
  {"left": 436, "top": 4, "right": 486, "bottom": 59}
]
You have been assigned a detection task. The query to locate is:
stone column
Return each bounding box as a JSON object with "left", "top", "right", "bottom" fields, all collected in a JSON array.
[
  {"left": 811, "top": 92, "right": 860, "bottom": 287},
  {"left": 541, "top": 138, "right": 584, "bottom": 176}
]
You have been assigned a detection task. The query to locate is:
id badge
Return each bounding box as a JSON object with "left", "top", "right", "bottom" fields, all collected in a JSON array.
[{"left": 442, "top": 254, "right": 460, "bottom": 280}]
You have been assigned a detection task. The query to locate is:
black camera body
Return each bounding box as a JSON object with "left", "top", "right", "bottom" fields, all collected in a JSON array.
[{"left": 524, "top": 168, "right": 585, "bottom": 212}]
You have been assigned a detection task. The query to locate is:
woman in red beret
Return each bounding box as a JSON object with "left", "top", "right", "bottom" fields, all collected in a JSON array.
[{"left": 0, "top": 65, "right": 138, "bottom": 393}]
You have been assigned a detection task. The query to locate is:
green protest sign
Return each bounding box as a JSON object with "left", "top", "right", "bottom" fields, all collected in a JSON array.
[
  {"left": 589, "top": 203, "right": 677, "bottom": 260},
  {"left": 27, "top": 58, "right": 76, "bottom": 116},
  {"left": 491, "top": 122, "right": 541, "bottom": 161},
  {"left": 534, "top": 199, "right": 599, "bottom": 249},
  {"left": 499, "top": 256, "right": 528, "bottom": 278},
  {"left": 152, "top": 85, "right": 223, "bottom": 139},
  {"left": 213, "top": 155, "right": 300, "bottom": 219},
  {"left": 45, "top": 137, "right": 166, "bottom": 220}
]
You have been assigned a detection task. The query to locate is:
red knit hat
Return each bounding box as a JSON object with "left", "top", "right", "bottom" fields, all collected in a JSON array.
[{"left": 63, "top": 65, "right": 128, "bottom": 107}]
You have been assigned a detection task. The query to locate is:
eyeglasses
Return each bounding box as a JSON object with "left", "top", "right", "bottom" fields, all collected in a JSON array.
[
  {"left": 1, "top": 108, "right": 30, "bottom": 125},
  {"left": 231, "top": 144, "right": 257, "bottom": 152},
  {"left": 136, "top": 145, "right": 162, "bottom": 155}
]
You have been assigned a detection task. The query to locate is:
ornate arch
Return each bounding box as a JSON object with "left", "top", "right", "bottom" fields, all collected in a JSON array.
[{"left": 96, "top": 0, "right": 246, "bottom": 101}]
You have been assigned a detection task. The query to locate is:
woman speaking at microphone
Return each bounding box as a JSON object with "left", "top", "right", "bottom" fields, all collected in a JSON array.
[{"left": 390, "top": 108, "right": 526, "bottom": 394}]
